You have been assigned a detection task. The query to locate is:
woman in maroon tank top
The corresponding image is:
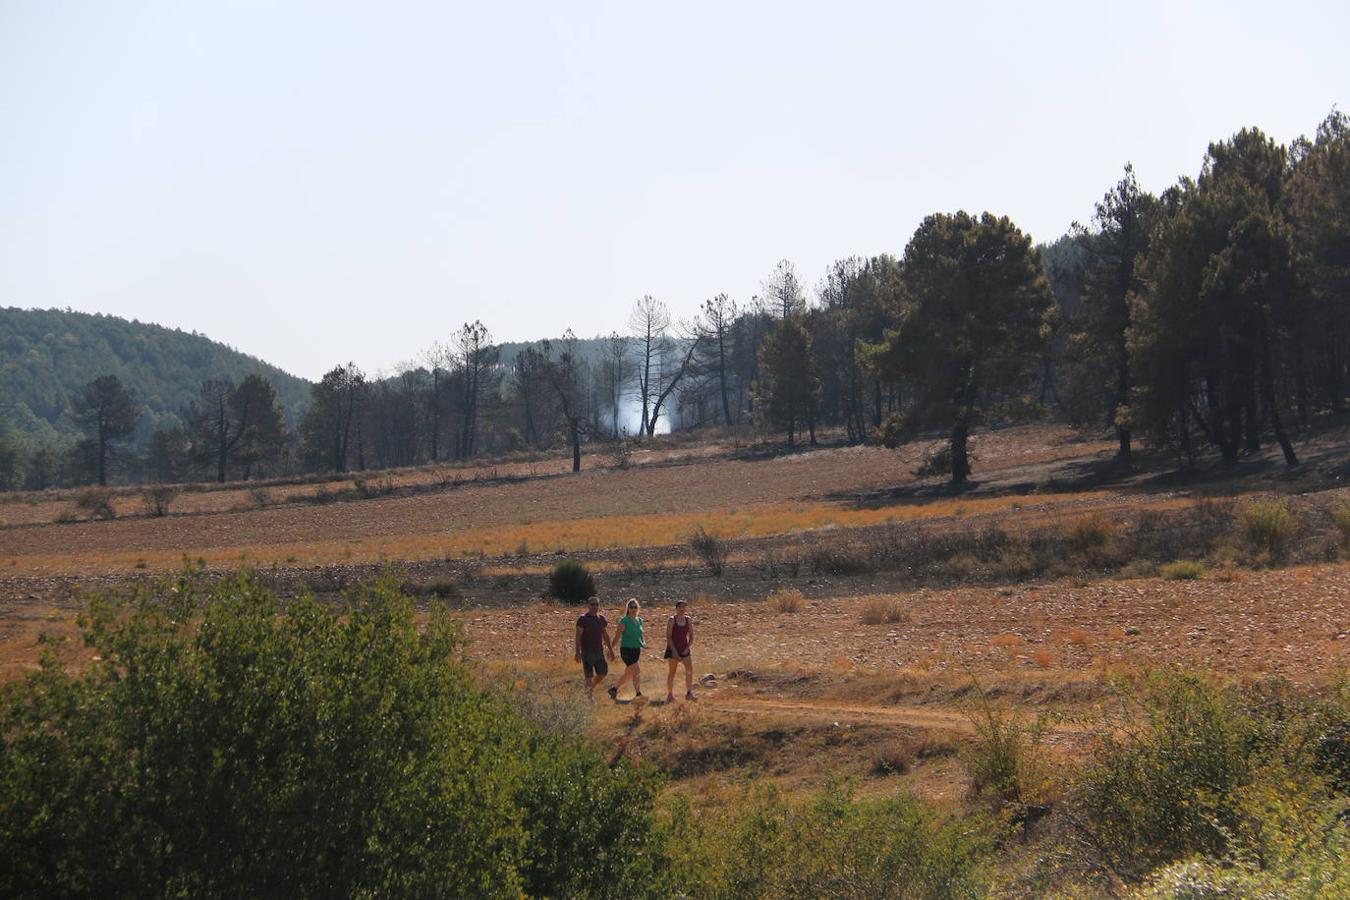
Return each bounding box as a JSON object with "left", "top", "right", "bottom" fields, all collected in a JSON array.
[{"left": 663, "top": 598, "right": 696, "bottom": 703}]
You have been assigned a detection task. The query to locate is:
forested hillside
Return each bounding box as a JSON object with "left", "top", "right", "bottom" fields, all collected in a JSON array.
[{"left": 0, "top": 308, "right": 311, "bottom": 443}]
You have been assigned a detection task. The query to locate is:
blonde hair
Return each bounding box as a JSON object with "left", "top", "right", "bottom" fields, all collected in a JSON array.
[{"left": 625, "top": 597, "right": 640, "bottom": 613}]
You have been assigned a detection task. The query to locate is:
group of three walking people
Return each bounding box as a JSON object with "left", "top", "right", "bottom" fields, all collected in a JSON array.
[{"left": 573, "top": 596, "right": 695, "bottom": 703}]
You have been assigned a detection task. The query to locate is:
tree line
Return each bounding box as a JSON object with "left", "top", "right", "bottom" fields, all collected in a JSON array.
[{"left": 2, "top": 111, "right": 1346, "bottom": 490}]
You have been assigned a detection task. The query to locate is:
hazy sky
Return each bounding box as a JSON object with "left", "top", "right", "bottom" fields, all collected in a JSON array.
[{"left": 3, "top": 1, "right": 1347, "bottom": 380}]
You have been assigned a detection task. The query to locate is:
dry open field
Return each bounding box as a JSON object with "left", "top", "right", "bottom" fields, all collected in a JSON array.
[{"left": 3, "top": 420, "right": 1349, "bottom": 802}]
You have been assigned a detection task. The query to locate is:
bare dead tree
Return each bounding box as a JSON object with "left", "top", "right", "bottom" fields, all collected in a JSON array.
[
  {"left": 646, "top": 323, "right": 703, "bottom": 436},
  {"left": 599, "top": 331, "right": 632, "bottom": 437},
  {"left": 627, "top": 295, "right": 671, "bottom": 436}
]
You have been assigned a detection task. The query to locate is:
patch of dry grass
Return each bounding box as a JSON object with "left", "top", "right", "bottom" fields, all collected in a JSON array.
[
  {"left": 859, "top": 597, "right": 909, "bottom": 625},
  {"left": 769, "top": 588, "right": 805, "bottom": 613}
]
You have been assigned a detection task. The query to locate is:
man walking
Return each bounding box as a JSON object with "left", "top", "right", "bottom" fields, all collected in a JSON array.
[{"left": 574, "top": 597, "right": 615, "bottom": 700}]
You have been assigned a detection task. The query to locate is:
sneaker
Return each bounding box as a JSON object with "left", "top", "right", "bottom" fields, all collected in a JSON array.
[
  {"left": 686, "top": 691, "right": 698, "bottom": 702},
  {"left": 607, "top": 686, "right": 618, "bottom": 702},
  {"left": 665, "top": 695, "right": 676, "bottom": 704}
]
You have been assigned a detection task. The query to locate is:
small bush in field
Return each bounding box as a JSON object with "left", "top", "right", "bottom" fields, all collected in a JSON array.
[
  {"left": 961, "top": 689, "right": 1047, "bottom": 809},
  {"left": 1242, "top": 499, "right": 1296, "bottom": 561},
  {"left": 946, "top": 552, "right": 979, "bottom": 580},
  {"left": 548, "top": 559, "right": 596, "bottom": 604},
  {"left": 141, "top": 485, "right": 178, "bottom": 517},
  {"left": 808, "top": 546, "right": 872, "bottom": 576},
  {"left": 872, "top": 740, "right": 916, "bottom": 774},
  {"left": 606, "top": 439, "right": 635, "bottom": 470},
  {"left": 688, "top": 526, "right": 729, "bottom": 577},
  {"left": 74, "top": 487, "right": 117, "bottom": 520},
  {"left": 1160, "top": 560, "right": 1206, "bottom": 581},
  {"left": 768, "top": 588, "right": 804, "bottom": 613},
  {"left": 859, "top": 597, "right": 908, "bottom": 625},
  {"left": 1063, "top": 513, "right": 1116, "bottom": 558},
  {"left": 1330, "top": 499, "right": 1350, "bottom": 550}
]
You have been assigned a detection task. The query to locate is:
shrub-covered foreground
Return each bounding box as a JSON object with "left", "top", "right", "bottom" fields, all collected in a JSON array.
[
  {"left": 3, "top": 571, "right": 1347, "bottom": 898},
  {"left": 0, "top": 571, "right": 664, "bottom": 898},
  {"left": 1024, "top": 673, "right": 1350, "bottom": 897}
]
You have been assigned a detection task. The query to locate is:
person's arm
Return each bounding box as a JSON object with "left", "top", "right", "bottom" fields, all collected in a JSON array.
[
  {"left": 685, "top": 617, "right": 694, "bottom": 650},
  {"left": 614, "top": 619, "right": 626, "bottom": 649},
  {"left": 665, "top": 616, "right": 675, "bottom": 654},
  {"left": 640, "top": 619, "right": 647, "bottom": 648},
  {"left": 574, "top": 623, "right": 583, "bottom": 662},
  {"left": 603, "top": 623, "right": 615, "bottom": 659}
]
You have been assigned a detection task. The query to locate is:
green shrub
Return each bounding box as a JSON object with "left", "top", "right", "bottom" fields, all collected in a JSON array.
[
  {"left": 1241, "top": 499, "right": 1296, "bottom": 562},
  {"left": 0, "top": 569, "right": 666, "bottom": 898},
  {"left": 1138, "top": 795, "right": 1350, "bottom": 898},
  {"left": 548, "top": 559, "right": 596, "bottom": 604},
  {"left": 676, "top": 781, "right": 991, "bottom": 898},
  {"left": 1160, "top": 560, "right": 1206, "bottom": 581},
  {"left": 961, "top": 691, "right": 1047, "bottom": 809},
  {"left": 1069, "top": 674, "right": 1341, "bottom": 882}
]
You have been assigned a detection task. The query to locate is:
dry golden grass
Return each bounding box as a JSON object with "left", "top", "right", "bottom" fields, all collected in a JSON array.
[
  {"left": 769, "top": 588, "right": 805, "bottom": 613},
  {"left": 859, "top": 597, "right": 909, "bottom": 625},
  {"left": 9, "top": 490, "right": 1141, "bottom": 576}
]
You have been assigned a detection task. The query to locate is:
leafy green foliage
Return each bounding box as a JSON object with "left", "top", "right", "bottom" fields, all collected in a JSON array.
[
  {"left": 1128, "top": 128, "right": 1305, "bottom": 467},
  {"left": 1060, "top": 165, "right": 1156, "bottom": 459},
  {"left": 866, "top": 211, "right": 1054, "bottom": 483},
  {"left": 1069, "top": 674, "right": 1348, "bottom": 882},
  {"left": 752, "top": 316, "right": 820, "bottom": 446},
  {"left": 671, "top": 781, "right": 992, "bottom": 898},
  {"left": 1242, "top": 498, "right": 1297, "bottom": 561},
  {"left": 548, "top": 559, "right": 597, "bottom": 604},
  {"left": 0, "top": 570, "right": 666, "bottom": 898},
  {"left": 1160, "top": 560, "right": 1206, "bottom": 580},
  {"left": 0, "top": 307, "right": 310, "bottom": 445}
]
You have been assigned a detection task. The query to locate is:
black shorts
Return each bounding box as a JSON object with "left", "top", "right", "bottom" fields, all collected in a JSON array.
[
  {"left": 663, "top": 648, "right": 691, "bottom": 661},
  {"left": 620, "top": 646, "right": 641, "bottom": 666},
  {"left": 582, "top": 652, "right": 608, "bottom": 678}
]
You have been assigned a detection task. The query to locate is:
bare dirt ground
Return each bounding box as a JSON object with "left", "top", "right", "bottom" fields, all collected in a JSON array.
[
  {"left": 0, "top": 426, "right": 1117, "bottom": 573},
  {"left": 3, "top": 420, "right": 1348, "bottom": 803}
]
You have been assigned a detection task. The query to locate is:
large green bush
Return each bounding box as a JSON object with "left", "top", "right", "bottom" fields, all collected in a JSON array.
[
  {"left": 0, "top": 569, "right": 665, "bottom": 898},
  {"left": 672, "top": 781, "right": 991, "bottom": 899},
  {"left": 1070, "top": 674, "right": 1347, "bottom": 882}
]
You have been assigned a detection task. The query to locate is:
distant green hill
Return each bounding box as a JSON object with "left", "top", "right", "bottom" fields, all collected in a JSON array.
[{"left": 0, "top": 307, "right": 311, "bottom": 446}]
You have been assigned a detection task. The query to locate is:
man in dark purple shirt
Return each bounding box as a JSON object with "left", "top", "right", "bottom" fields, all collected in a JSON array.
[{"left": 574, "top": 597, "right": 614, "bottom": 700}]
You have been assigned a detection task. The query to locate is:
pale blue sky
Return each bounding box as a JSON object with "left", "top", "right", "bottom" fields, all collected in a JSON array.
[{"left": 2, "top": 1, "right": 1346, "bottom": 379}]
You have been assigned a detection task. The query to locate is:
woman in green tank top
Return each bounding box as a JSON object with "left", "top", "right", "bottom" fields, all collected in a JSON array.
[{"left": 608, "top": 599, "right": 647, "bottom": 702}]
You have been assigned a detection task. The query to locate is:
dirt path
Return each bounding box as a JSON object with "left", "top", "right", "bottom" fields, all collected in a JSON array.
[{"left": 703, "top": 693, "right": 1093, "bottom": 741}]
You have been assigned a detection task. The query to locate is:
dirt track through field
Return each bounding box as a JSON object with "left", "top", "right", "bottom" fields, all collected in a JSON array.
[{"left": 703, "top": 694, "right": 1090, "bottom": 738}]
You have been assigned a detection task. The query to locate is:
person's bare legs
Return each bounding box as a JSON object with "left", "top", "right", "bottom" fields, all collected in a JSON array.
[
  {"left": 666, "top": 659, "right": 678, "bottom": 702},
  {"left": 682, "top": 657, "right": 696, "bottom": 700},
  {"left": 633, "top": 663, "right": 642, "bottom": 696},
  {"left": 611, "top": 661, "right": 639, "bottom": 700}
]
